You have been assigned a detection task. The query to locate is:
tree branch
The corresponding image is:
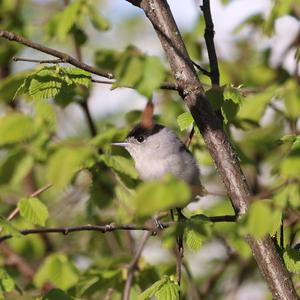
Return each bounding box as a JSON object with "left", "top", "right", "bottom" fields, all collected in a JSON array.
[
  {"left": 122, "top": 231, "right": 151, "bottom": 300},
  {"left": 200, "top": 0, "right": 220, "bottom": 85},
  {"left": 0, "top": 214, "right": 236, "bottom": 243},
  {"left": 125, "top": 1, "right": 297, "bottom": 299},
  {"left": 0, "top": 29, "right": 113, "bottom": 79}
]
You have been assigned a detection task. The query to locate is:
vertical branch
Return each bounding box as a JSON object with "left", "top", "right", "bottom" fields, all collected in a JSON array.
[
  {"left": 63, "top": 0, "right": 97, "bottom": 137},
  {"left": 122, "top": 231, "right": 151, "bottom": 300},
  {"left": 200, "top": 0, "right": 220, "bottom": 85},
  {"left": 125, "top": 1, "right": 297, "bottom": 299}
]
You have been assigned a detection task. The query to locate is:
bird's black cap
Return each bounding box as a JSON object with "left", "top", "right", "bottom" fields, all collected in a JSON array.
[{"left": 127, "top": 123, "right": 165, "bottom": 139}]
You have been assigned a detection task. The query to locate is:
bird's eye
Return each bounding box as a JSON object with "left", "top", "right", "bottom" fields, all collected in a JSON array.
[{"left": 137, "top": 136, "right": 144, "bottom": 143}]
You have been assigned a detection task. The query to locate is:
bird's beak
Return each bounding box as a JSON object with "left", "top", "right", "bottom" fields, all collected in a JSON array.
[{"left": 111, "top": 142, "right": 129, "bottom": 147}]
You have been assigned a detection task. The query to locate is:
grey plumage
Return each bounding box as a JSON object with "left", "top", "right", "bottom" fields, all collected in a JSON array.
[{"left": 123, "top": 124, "right": 200, "bottom": 186}]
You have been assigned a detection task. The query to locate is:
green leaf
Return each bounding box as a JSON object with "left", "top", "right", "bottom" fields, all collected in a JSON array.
[
  {"left": 18, "top": 197, "right": 49, "bottom": 226},
  {"left": 46, "top": 0, "right": 85, "bottom": 41},
  {"left": 60, "top": 67, "right": 91, "bottom": 87},
  {"left": 90, "top": 127, "right": 128, "bottom": 147},
  {"left": 34, "top": 100, "right": 57, "bottom": 131},
  {"left": 237, "top": 88, "right": 274, "bottom": 122},
  {"left": 42, "top": 289, "right": 73, "bottom": 300},
  {"left": 242, "top": 200, "right": 282, "bottom": 238},
  {"left": 136, "top": 56, "right": 166, "bottom": 98},
  {"left": 156, "top": 282, "right": 180, "bottom": 300},
  {"left": 283, "top": 247, "right": 300, "bottom": 274},
  {"left": 94, "top": 49, "right": 121, "bottom": 72},
  {"left": 177, "top": 112, "right": 194, "bottom": 131},
  {"left": 0, "top": 70, "right": 33, "bottom": 101},
  {"left": 0, "top": 150, "right": 33, "bottom": 186},
  {"left": 0, "top": 268, "right": 15, "bottom": 293},
  {"left": 47, "top": 145, "right": 91, "bottom": 189},
  {"left": 15, "top": 66, "right": 91, "bottom": 101},
  {"left": 221, "top": 98, "right": 240, "bottom": 123},
  {"left": 100, "top": 155, "right": 139, "bottom": 179},
  {"left": 281, "top": 80, "right": 300, "bottom": 120},
  {"left": 223, "top": 84, "right": 244, "bottom": 104},
  {"left": 28, "top": 67, "right": 63, "bottom": 99},
  {"left": 138, "top": 276, "right": 169, "bottom": 300},
  {"left": 114, "top": 46, "right": 165, "bottom": 97},
  {"left": 0, "top": 216, "right": 22, "bottom": 238},
  {"left": 0, "top": 113, "right": 35, "bottom": 146},
  {"left": 88, "top": 4, "right": 110, "bottom": 31},
  {"left": 185, "top": 228, "right": 203, "bottom": 251},
  {"left": 132, "top": 176, "right": 191, "bottom": 217},
  {"left": 34, "top": 253, "right": 79, "bottom": 290}
]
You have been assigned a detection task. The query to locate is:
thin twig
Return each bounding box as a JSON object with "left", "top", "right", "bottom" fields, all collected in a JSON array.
[
  {"left": 123, "top": 231, "right": 151, "bottom": 300},
  {"left": 0, "top": 29, "right": 113, "bottom": 79},
  {"left": 6, "top": 183, "right": 52, "bottom": 221},
  {"left": 0, "top": 214, "right": 237, "bottom": 243},
  {"left": 192, "top": 60, "right": 211, "bottom": 77},
  {"left": 12, "top": 57, "right": 64, "bottom": 64}
]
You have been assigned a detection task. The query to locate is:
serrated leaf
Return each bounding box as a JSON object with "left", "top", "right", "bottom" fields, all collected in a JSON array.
[
  {"left": 185, "top": 228, "right": 203, "bottom": 251},
  {"left": 61, "top": 67, "right": 91, "bottom": 87},
  {"left": 156, "top": 282, "right": 180, "bottom": 300},
  {"left": 18, "top": 197, "right": 49, "bottom": 226},
  {"left": 15, "top": 66, "right": 90, "bottom": 101},
  {"left": 34, "top": 253, "right": 79, "bottom": 290},
  {"left": 177, "top": 112, "right": 194, "bottom": 131},
  {"left": 100, "top": 155, "right": 139, "bottom": 179},
  {"left": 28, "top": 67, "right": 63, "bottom": 99},
  {"left": 47, "top": 145, "right": 91, "bottom": 189},
  {"left": 132, "top": 176, "right": 191, "bottom": 217},
  {"left": 0, "top": 269, "right": 15, "bottom": 293},
  {"left": 138, "top": 276, "right": 169, "bottom": 300},
  {"left": 0, "top": 113, "right": 35, "bottom": 146},
  {"left": 283, "top": 247, "right": 300, "bottom": 274}
]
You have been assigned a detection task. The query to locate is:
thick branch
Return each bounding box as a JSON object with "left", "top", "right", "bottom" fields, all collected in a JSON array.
[
  {"left": 125, "top": 1, "right": 297, "bottom": 299},
  {"left": 0, "top": 29, "right": 113, "bottom": 79}
]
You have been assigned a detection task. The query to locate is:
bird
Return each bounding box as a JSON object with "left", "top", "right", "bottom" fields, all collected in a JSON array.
[{"left": 112, "top": 102, "right": 203, "bottom": 201}]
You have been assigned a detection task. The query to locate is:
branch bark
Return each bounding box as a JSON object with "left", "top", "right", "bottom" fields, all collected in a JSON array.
[
  {"left": 125, "top": 1, "right": 297, "bottom": 299},
  {"left": 0, "top": 214, "right": 236, "bottom": 243},
  {"left": 0, "top": 29, "right": 113, "bottom": 79}
]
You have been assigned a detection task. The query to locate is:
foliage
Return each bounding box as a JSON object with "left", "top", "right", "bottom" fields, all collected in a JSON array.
[{"left": 0, "top": 0, "right": 299, "bottom": 299}]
